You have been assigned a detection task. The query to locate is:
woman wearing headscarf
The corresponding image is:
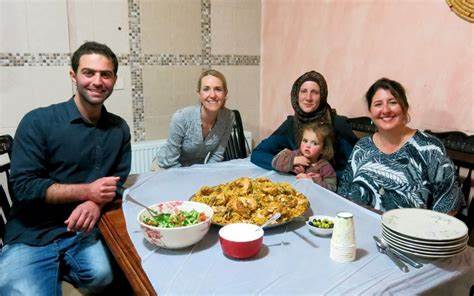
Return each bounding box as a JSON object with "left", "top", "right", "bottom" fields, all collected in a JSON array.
[{"left": 251, "top": 71, "right": 358, "bottom": 175}]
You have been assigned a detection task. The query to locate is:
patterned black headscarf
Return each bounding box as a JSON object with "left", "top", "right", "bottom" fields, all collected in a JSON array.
[{"left": 290, "top": 71, "right": 333, "bottom": 139}]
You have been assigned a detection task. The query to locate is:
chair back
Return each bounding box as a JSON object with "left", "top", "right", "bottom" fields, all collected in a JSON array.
[
  {"left": 0, "top": 135, "right": 13, "bottom": 245},
  {"left": 425, "top": 130, "right": 474, "bottom": 234},
  {"left": 223, "top": 110, "right": 248, "bottom": 161},
  {"left": 347, "top": 116, "right": 377, "bottom": 139}
]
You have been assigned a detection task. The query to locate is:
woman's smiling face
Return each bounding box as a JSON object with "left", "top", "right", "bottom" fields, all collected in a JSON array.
[
  {"left": 298, "top": 81, "right": 321, "bottom": 113},
  {"left": 369, "top": 88, "right": 407, "bottom": 132},
  {"left": 198, "top": 75, "right": 227, "bottom": 112}
]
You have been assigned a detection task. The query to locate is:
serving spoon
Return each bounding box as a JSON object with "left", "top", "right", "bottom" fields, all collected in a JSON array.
[
  {"left": 260, "top": 212, "right": 282, "bottom": 229},
  {"left": 116, "top": 185, "right": 160, "bottom": 218},
  {"left": 125, "top": 192, "right": 160, "bottom": 218}
]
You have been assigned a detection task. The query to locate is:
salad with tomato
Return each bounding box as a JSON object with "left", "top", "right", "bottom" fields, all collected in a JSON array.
[{"left": 143, "top": 210, "right": 207, "bottom": 228}]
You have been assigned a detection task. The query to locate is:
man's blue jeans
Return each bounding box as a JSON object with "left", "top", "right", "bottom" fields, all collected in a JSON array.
[{"left": 0, "top": 229, "right": 113, "bottom": 295}]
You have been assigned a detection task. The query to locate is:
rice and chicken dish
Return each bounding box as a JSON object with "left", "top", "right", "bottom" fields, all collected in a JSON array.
[{"left": 191, "top": 177, "right": 309, "bottom": 226}]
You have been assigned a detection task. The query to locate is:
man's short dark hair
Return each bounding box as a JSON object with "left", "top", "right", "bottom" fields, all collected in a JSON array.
[{"left": 71, "top": 41, "right": 118, "bottom": 75}]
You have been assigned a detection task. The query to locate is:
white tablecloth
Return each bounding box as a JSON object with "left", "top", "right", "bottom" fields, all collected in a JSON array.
[{"left": 122, "top": 158, "right": 474, "bottom": 295}]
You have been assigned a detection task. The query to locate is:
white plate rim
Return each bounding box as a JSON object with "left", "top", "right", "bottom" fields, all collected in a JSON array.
[
  {"left": 387, "top": 240, "right": 467, "bottom": 258},
  {"left": 382, "top": 229, "right": 467, "bottom": 251},
  {"left": 382, "top": 208, "right": 468, "bottom": 241},
  {"left": 383, "top": 233, "right": 467, "bottom": 255},
  {"left": 382, "top": 224, "right": 468, "bottom": 246}
]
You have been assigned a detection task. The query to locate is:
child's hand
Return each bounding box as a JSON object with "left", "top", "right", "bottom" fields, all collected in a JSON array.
[
  {"left": 294, "top": 155, "right": 310, "bottom": 167},
  {"left": 296, "top": 173, "right": 312, "bottom": 180},
  {"left": 293, "top": 165, "right": 305, "bottom": 174},
  {"left": 307, "top": 172, "right": 322, "bottom": 182}
]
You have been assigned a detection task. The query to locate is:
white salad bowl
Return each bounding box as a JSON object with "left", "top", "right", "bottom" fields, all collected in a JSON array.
[{"left": 138, "top": 200, "right": 214, "bottom": 249}]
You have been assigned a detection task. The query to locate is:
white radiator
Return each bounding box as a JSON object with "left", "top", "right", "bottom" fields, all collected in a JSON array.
[
  {"left": 130, "top": 140, "right": 165, "bottom": 174},
  {"left": 130, "top": 131, "right": 252, "bottom": 174}
]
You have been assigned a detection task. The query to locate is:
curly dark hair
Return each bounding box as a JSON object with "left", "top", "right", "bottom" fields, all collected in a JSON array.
[
  {"left": 71, "top": 41, "right": 118, "bottom": 75},
  {"left": 365, "top": 78, "right": 409, "bottom": 114}
]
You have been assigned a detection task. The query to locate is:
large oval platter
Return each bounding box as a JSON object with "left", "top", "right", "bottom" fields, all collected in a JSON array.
[{"left": 189, "top": 177, "right": 310, "bottom": 229}]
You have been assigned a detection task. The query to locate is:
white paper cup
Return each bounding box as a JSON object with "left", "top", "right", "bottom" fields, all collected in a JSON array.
[
  {"left": 330, "top": 212, "right": 356, "bottom": 262},
  {"left": 330, "top": 241, "right": 356, "bottom": 262}
]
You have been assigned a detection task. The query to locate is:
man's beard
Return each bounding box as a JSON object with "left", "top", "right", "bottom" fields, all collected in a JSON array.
[{"left": 76, "top": 84, "right": 112, "bottom": 106}]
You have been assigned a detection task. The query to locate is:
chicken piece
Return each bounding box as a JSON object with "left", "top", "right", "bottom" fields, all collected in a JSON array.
[
  {"left": 229, "top": 196, "right": 257, "bottom": 218},
  {"left": 199, "top": 186, "right": 214, "bottom": 196},
  {"left": 214, "top": 193, "right": 227, "bottom": 206}
]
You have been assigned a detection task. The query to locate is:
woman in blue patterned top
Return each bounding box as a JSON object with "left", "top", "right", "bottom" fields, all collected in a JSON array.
[
  {"left": 337, "top": 78, "right": 463, "bottom": 214},
  {"left": 153, "top": 70, "right": 233, "bottom": 168}
]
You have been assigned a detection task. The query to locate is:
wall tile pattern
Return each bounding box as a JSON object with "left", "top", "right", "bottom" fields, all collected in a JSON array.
[
  {"left": 201, "top": 0, "right": 212, "bottom": 67},
  {"left": 128, "top": 0, "right": 145, "bottom": 141},
  {"left": 1, "top": 0, "right": 260, "bottom": 142}
]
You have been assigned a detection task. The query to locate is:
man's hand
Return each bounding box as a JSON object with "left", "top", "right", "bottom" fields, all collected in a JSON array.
[
  {"left": 65, "top": 200, "right": 102, "bottom": 233},
  {"left": 86, "top": 176, "right": 120, "bottom": 205}
]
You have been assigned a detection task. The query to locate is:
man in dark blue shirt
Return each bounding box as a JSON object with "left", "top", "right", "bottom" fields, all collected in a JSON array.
[{"left": 0, "top": 41, "right": 131, "bottom": 295}]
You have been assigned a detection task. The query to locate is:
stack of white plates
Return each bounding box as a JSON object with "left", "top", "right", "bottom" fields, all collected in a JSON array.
[{"left": 381, "top": 208, "right": 469, "bottom": 258}]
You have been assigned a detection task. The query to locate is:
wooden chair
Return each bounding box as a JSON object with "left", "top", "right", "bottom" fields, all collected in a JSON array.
[
  {"left": 425, "top": 130, "right": 474, "bottom": 235},
  {"left": 346, "top": 116, "right": 377, "bottom": 139},
  {"left": 223, "top": 110, "right": 249, "bottom": 161},
  {"left": 0, "top": 135, "right": 13, "bottom": 246}
]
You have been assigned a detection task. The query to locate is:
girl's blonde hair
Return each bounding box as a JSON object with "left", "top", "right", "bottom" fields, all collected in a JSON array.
[{"left": 298, "top": 122, "right": 334, "bottom": 161}]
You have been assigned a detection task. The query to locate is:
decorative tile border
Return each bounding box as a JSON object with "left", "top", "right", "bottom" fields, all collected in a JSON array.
[
  {"left": 0, "top": 53, "right": 129, "bottom": 67},
  {"left": 0, "top": 0, "right": 260, "bottom": 142},
  {"left": 0, "top": 53, "right": 70, "bottom": 67},
  {"left": 0, "top": 52, "right": 258, "bottom": 68},
  {"left": 128, "top": 0, "right": 145, "bottom": 142},
  {"left": 211, "top": 55, "right": 260, "bottom": 66},
  {"left": 142, "top": 54, "right": 202, "bottom": 66},
  {"left": 201, "top": 0, "right": 212, "bottom": 67}
]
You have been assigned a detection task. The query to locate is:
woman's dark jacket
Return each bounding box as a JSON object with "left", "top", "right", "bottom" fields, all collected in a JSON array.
[{"left": 251, "top": 114, "right": 358, "bottom": 175}]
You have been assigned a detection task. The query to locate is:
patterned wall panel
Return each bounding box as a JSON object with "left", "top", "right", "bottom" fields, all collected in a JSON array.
[{"left": 1, "top": 0, "right": 260, "bottom": 142}]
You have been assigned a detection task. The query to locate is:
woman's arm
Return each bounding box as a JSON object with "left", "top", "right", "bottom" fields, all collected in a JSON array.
[
  {"left": 426, "top": 141, "right": 464, "bottom": 214},
  {"left": 251, "top": 134, "right": 293, "bottom": 170},
  {"left": 251, "top": 118, "right": 294, "bottom": 170},
  {"left": 271, "top": 149, "right": 295, "bottom": 172},
  {"left": 154, "top": 110, "right": 187, "bottom": 168}
]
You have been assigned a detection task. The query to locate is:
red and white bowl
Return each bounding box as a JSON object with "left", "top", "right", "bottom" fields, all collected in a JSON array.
[
  {"left": 138, "top": 200, "right": 213, "bottom": 249},
  {"left": 219, "top": 223, "right": 264, "bottom": 259}
]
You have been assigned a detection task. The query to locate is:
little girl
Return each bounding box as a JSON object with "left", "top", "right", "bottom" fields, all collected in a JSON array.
[{"left": 271, "top": 122, "right": 337, "bottom": 191}]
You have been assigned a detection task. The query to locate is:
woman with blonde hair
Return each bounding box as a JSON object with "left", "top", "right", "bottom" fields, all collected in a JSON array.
[{"left": 153, "top": 69, "right": 233, "bottom": 168}]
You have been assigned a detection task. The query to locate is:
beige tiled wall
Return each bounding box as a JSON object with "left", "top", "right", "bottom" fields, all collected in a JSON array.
[
  {"left": 143, "top": 65, "right": 202, "bottom": 139},
  {"left": 67, "top": 0, "right": 130, "bottom": 54},
  {"left": 1, "top": 0, "right": 261, "bottom": 146},
  {"left": 0, "top": 66, "right": 72, "bottom": 136},
  {"left": 211, "top": 0, "right": 261, "bottom": 55},
  {"left": 214, "top": 66, "right": 260, "bottom": 140},
  {"left": 140, "top": 0, "right": 261, "bottom": 143},
  {"left": 104, "top": 66, "right": 134, "bottom": 130},
  {"left": 0, "top": 0, "right": 69, "bottom": 53},
  {"left": 140, "top": 0, "right": 202, "bottom": 55}
]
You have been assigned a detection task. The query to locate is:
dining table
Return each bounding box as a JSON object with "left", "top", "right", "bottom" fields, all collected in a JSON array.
[{"left": 100, "top": 158, "right": 474, "bottom": 295}]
